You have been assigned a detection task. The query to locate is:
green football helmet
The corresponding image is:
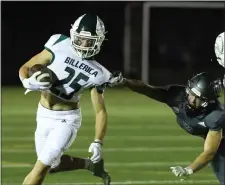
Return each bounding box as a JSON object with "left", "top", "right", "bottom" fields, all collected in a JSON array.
[{"left": 70, "top": 13, "right": 106, "bottom": 59}]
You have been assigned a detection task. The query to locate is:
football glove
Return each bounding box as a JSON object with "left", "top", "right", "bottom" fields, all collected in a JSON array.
[
  {"left": 88, "top": 139, "right": 103, "bottom": 164},
  {"left": 107, "top": 71, "right": 124, "bottom": 87},
  {"left": 21, "top": 71, "right": 51, "bottom": 93},
  {"left": 170, "top": 166, "right": 193, "bottom": 177}
]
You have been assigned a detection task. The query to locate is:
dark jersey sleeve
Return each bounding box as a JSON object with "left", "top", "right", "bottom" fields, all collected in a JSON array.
[
  {"left": 165, "top": 85, "right": 186, "bottom": 106},
  {"left": 124, "top": 79, "right": 185, "bottom": 104},
  {"left": 205, "top": 111, "right": 225, "bottom": 131}
]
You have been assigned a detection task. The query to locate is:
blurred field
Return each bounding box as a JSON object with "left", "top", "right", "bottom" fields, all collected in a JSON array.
[{"left": 2, "top": 87, "right": 221, "bottom": 185}]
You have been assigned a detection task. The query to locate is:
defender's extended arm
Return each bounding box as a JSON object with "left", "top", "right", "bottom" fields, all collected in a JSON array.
[{"left": 123, "top": 79, "right": 169, "bottom": 103}]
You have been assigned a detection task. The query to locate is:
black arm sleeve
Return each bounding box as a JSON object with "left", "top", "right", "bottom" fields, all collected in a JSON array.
[
  {"left": 124, "top": 79, "right": 171, "bottom": 103},
  {"left": 124, "top": 79, "right": 186, "bottom": 104},
  {"left": 165, "top": 85, "right": 186, "bottom": 106},
  {"left": 95, "top": 84, "right": 106, "bottom": 94},
  {"left": 206, "top": 112, "right": 225, "bottom": 131},
  {"left": 89, "top": 83, "right": 107, "bottom": 94}
]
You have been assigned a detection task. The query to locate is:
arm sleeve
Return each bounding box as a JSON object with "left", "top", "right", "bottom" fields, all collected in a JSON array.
[
  {"left": 124, "top": 79, "right": 169, "bottom": 103},
  {"left": 165, "top": 85, "right": 186, "bottom": 105},
  {"left": 125, "top": 79, "right": 185, "bottom": 104},
  {"left": 44, "top": 34, "right": 68, "bottom": 54},
  {"left": 207, "top": 113, "right": 225, "bottom": 131},
  {"left": 95, "top": 84, "right": 107, "bottom": 94},
  {"left": 44, "top": 34, "right": 62, "bottom": 49}
]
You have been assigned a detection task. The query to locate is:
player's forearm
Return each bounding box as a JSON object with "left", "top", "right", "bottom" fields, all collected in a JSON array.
[
  {"left": 123, "top": 79, "right": 167, "bottom": 103},
  {"left": 188, "top": 151, "right": 215, "bottom": 173},
  {"left": 123, "top": 79, "right": 156, "bottom": 95},
  {"left": 123, "top": 78, "right": 148, "bottom": 89},
  {"left": 19, "top": 50, "right": 52, "bottom": 81},
  {"left": 19, "top": 65, "right": 30, "bottom": 81},
  {"left": 95, "top": 110, "right": 107, "bottom": 141}
]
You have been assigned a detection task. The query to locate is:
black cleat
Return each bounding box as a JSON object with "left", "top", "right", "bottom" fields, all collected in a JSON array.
[
  {"left": 101, "top": 171, "right": 111, "bottom": 185},
  {"left": 88, "top": 159, "right": 111, "bottom": 185}
]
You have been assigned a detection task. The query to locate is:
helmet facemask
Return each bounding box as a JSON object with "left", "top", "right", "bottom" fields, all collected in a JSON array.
[
  {"left": 70, "top": 29, "right": 105, "bottom": 58},
  {"left": 185, "top": 86, "right": 209, "bottom": 110}
]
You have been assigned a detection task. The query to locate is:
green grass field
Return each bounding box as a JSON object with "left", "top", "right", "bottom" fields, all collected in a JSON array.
[{"left": 2, "top": 87, "right": 221, "bottom": 185}]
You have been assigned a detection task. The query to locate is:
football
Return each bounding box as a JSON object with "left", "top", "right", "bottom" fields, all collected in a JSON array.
[{"left": 29, "top": 64, "right": 53, "bottom": 83}]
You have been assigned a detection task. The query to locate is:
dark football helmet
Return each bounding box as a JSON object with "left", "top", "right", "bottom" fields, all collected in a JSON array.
[{"left": 185, "top": 72, "right": 222, "bottom": 111}]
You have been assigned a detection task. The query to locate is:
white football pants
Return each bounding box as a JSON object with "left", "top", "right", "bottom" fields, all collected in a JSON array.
[{"left": 35, "top": 103, "right": 82, "bottom": 168}]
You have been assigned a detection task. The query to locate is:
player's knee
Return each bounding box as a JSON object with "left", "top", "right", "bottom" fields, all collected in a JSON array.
[{"left": 38, "top": 147, "right": 63, "bottom": 168}]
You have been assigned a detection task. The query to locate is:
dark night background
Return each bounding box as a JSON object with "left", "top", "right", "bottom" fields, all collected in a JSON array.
[{"left": 2, "top": 1, "right": 225, "bottom": 86}]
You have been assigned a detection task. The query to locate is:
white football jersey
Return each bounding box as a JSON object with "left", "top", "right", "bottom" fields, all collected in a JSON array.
[{"left": 44, "top": 34, "right": 111, "bottom": 102}]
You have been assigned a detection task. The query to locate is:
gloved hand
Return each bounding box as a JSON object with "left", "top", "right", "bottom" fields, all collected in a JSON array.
[
  {"left": 170, "top": 166, "right": 193, "bottom": 177},
  {"left": 88, "top": 139, "right": 103, "bottom": 164},
  {"left": 107, "top": 71, "right": 124, "bottom": 87},
  {"left": 21, "top": 71, "right": 51, "bottom": 92}
]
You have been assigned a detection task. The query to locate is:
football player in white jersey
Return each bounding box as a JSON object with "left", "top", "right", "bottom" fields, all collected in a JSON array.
[
  {"left": 214, "top": 32, "right": 224, "bottom": 68},
  {"left": 214, "top": 32, "right": 225, "bottom": 88},
  {"left": 19, "top": 13, "right": 111, "bottom": 185}
]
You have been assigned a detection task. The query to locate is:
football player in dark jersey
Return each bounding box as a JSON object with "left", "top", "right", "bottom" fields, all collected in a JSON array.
[{"left": 109, "top": 72, "right": 225, "bottom": 184}]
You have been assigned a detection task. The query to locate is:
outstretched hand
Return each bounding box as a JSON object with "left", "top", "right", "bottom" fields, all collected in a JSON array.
[{"left": 107, "top": 71, "right": 124, "bottom": 87}]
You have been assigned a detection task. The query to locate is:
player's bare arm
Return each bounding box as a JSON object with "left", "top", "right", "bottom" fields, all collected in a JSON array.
[
  {"left": 91, "top": 87, "right": 107, "bottom": 141},
  {"left": 19, "top": 49, "right": 53, "bottom": 96},
  {"left": 19, "top": 49, "right": 52, "bottom": 79},
  {"left": 188, "top": 129, "right": 223, "bottom": 173},
  {"left": 87, "top": 87, "right": 108, "bottom": 164},
  {"left": 123, "top": 78, "right": 169, "bottom": 103}
]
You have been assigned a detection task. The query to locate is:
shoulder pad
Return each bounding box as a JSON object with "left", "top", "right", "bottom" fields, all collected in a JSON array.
[{"left": 44, "top": 34, "right": 69, "bottom": 50}]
